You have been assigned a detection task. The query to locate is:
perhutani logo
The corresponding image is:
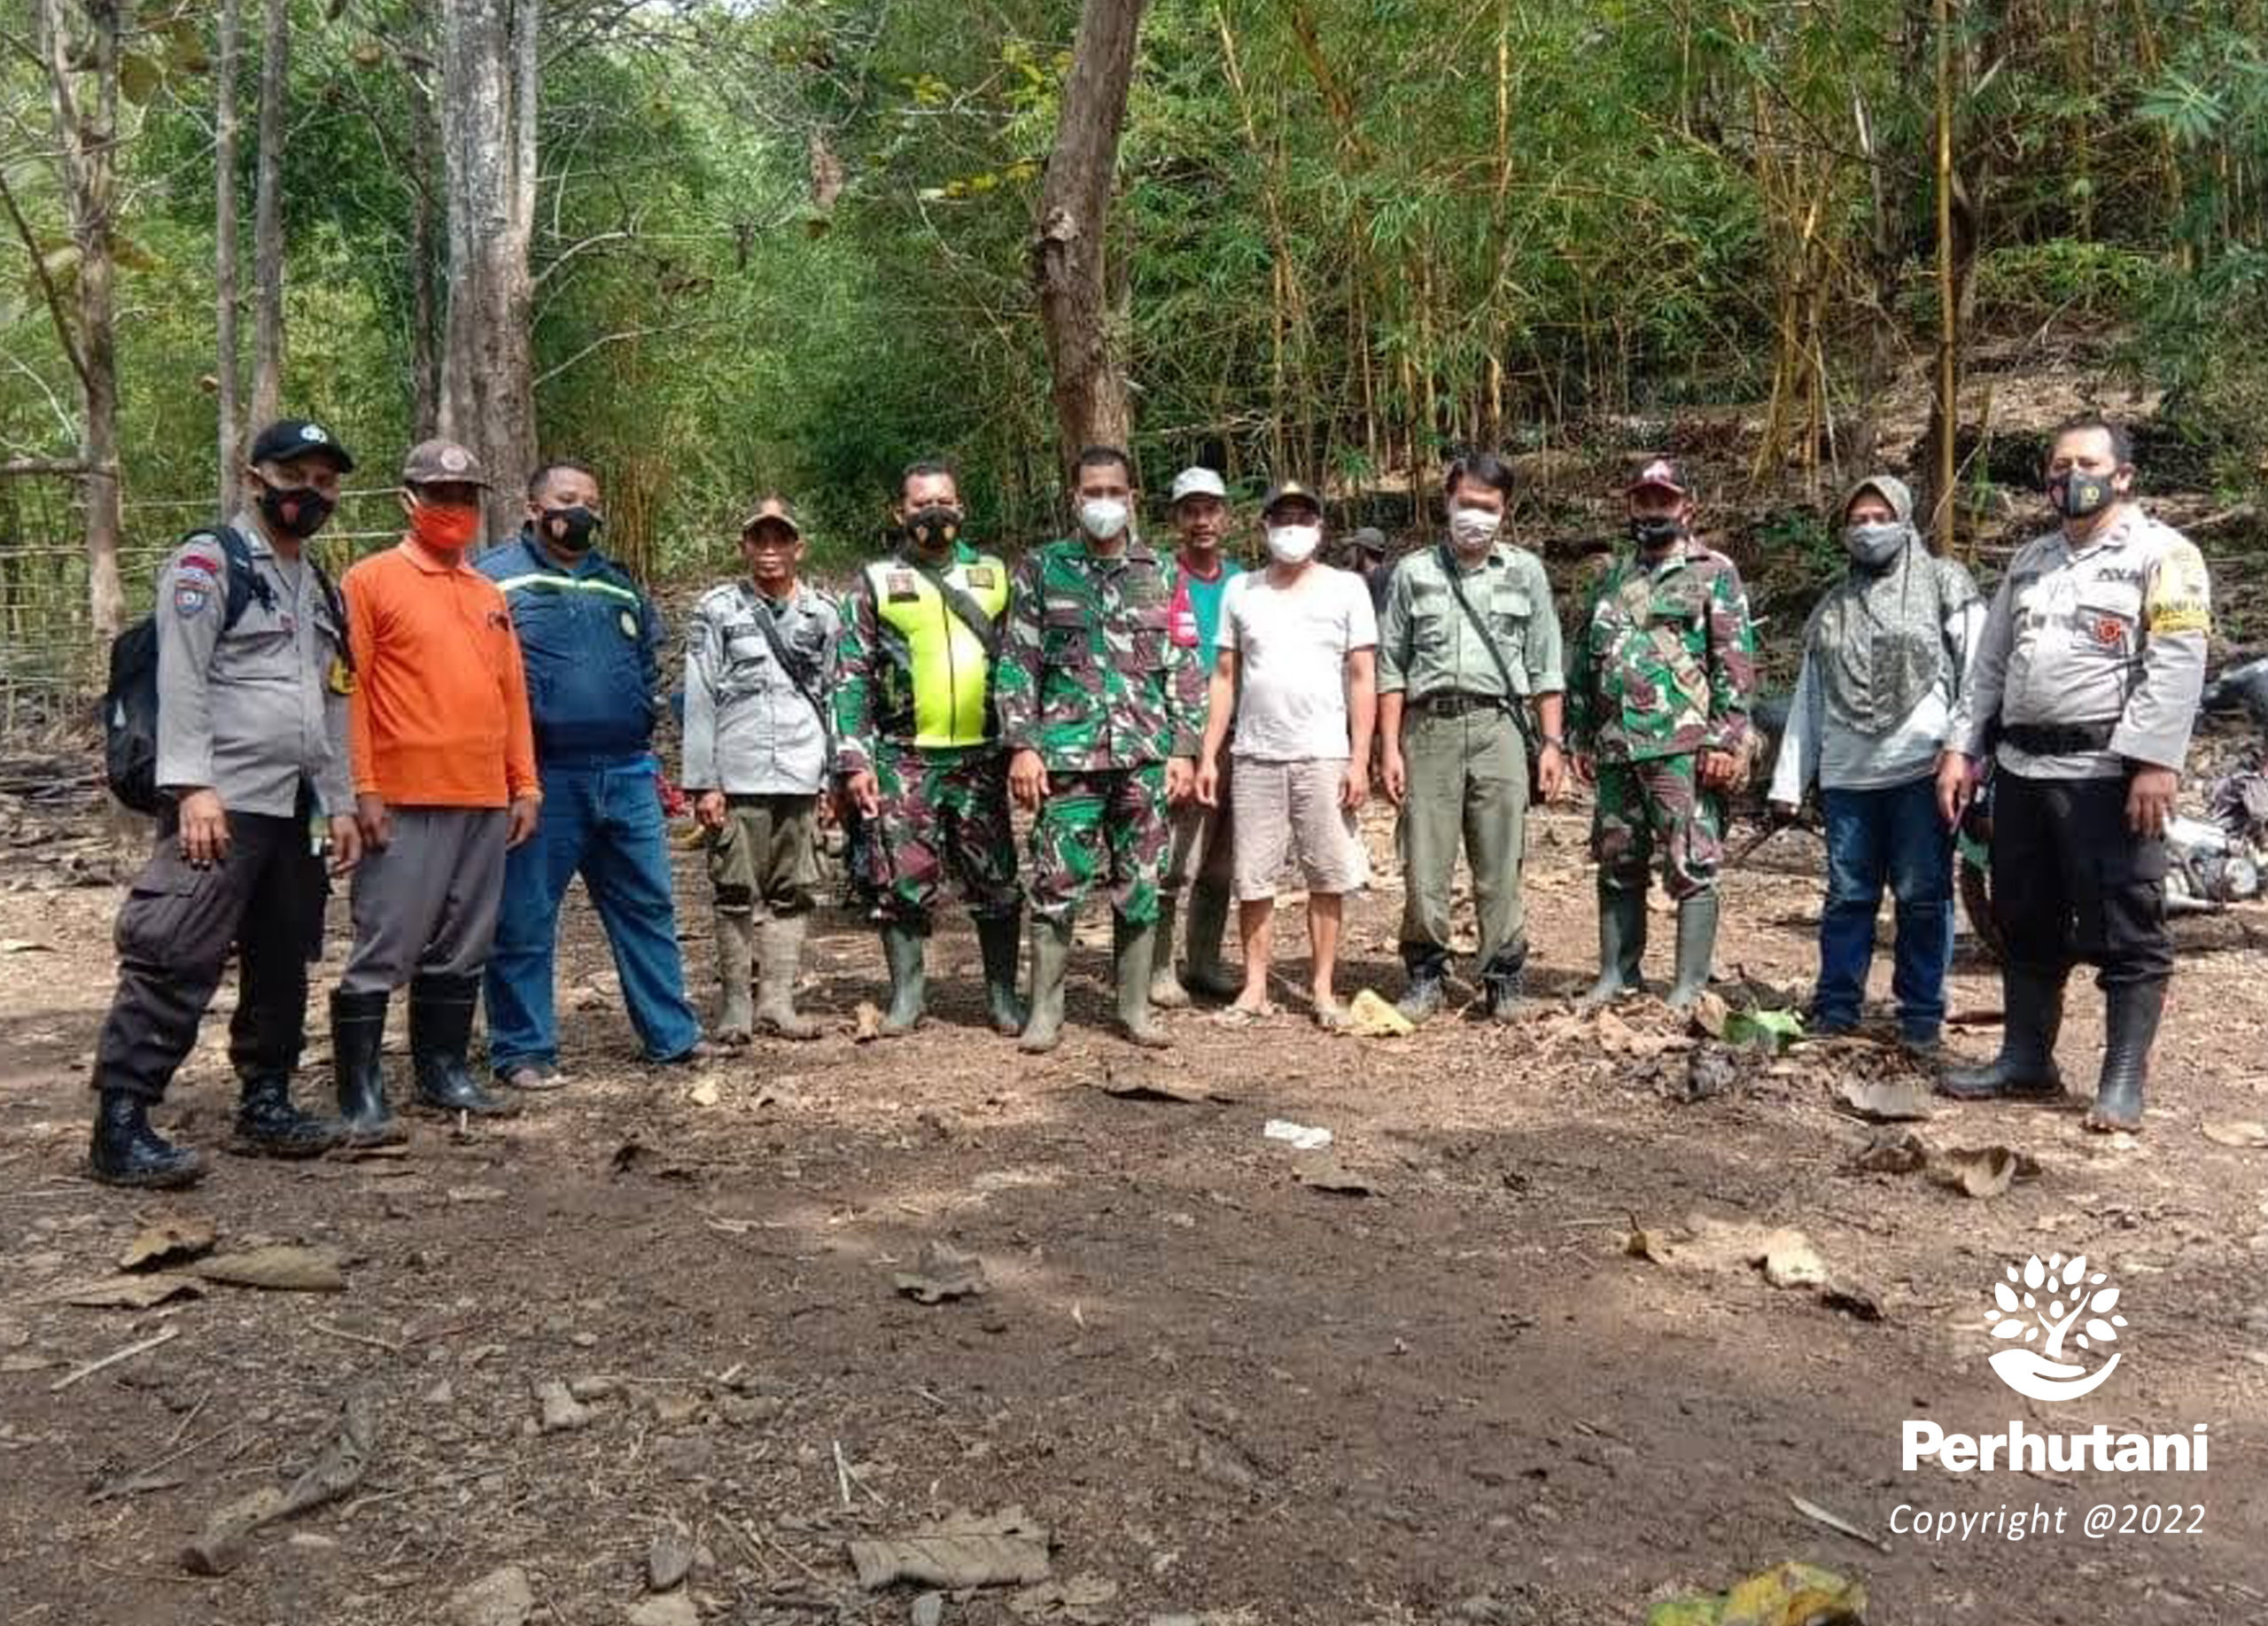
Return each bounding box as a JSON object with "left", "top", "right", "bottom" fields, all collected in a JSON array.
[
  {"left": 1902, "top": 1250, "right": 2210, "bottom": 1474},
  {"left": 1987, "top": 1252, "right": 2126, "bottom": 1403}
]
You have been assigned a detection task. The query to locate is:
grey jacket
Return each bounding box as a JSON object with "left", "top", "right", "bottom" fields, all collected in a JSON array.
[
  {"left": 154, "top": 511, "right": 353, "bottom": 818},
  {"left": 1955, "top": 510, "right": 2212, "bottom": 779},
  {"left": 681, "top": 579, "right": 840, "bottom": 795}
]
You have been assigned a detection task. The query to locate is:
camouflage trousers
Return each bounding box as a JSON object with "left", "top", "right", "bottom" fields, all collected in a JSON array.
[
  {"left": 1592, "top": 754, "right": 1725, "bottom": 902},
  {"left": 1025, "top": 765, "right": 1171, "bottom": 927},
  {"left": 864, "top": 743, "right": 1021, "bottom": 926}
]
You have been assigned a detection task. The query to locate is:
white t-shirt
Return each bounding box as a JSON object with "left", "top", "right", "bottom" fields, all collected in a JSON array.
[{"left": 1220, "top": 564, "right": 1379, "bottom": 761}]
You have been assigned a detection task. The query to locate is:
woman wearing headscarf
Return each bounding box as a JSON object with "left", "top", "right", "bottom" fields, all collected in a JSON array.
[{"left": 1768, "top": 475, "right": 1984, "bottom": 1053}]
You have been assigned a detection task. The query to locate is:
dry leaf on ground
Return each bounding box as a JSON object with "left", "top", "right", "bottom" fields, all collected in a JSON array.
[
  {"left": 119, "top": 1215, "right": 217, "bottom": 1272},
  {"left": 190, "top": 1246, "right": 346, "bottom": 1293},
  {"left": 846, "top": 1505, "right": 1051, "bottom": 1591}
]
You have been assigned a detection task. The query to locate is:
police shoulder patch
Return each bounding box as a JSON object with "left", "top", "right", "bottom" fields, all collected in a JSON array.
[{"left": 174, "top": 581, "right": 211, "bottom": 617}]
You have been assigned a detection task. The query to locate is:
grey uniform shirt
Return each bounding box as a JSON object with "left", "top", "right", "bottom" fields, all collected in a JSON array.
[
  {"left": 681, "top": 580, "right": 841, "bottom": 796},
  {"left": 1954, "top": 510, "right": 2212, "bottom": 780},
  {"left": 154, "top": 512, "right": 353, "bottom": 818}
]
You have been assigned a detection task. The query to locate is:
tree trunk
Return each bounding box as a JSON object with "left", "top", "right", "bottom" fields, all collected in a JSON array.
[
  {"left": 1928, "top": 0, "right": 1957, "bottom": 552},
  {"left": 404, "top": 4, "right": 443, "bottom": 438},
  {"left": 439, "top": 0, "right": 540, "bottom": 540},
  {"left": 1031, "top": 0, "right": 1146, "bottom": 473},
  {"left": 251, "top": 0, "right": 288, "bottom": 426},
  {"left": 215, "top": 0, "right": 242, "bottom": 510},
  {"left": 32, "top": 0, "right": 126, "bottom": 642}
]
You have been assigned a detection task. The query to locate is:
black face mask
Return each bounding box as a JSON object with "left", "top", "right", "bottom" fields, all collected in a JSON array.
[
  {"left": 1629, "top": 516, "right": 1684, "bottom": 551},
  {"left": 256, "top": 481, "right": 336, "bottom": 540},
  {"left": 540, "top": 504, "right": 603, "bottom": 553},
  {"left": 905, "top": 505, "right": 962, "bottom": 551},
  {"left": 2047, "top": 470, "right": 2118, "bottom": 521}
]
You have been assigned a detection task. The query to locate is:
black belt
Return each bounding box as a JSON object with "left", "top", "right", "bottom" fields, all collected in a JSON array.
[
  {"left": 2003, "top": 720, "right": 2117, "bottom": 755},
  {"left": 1416, "top": 691, "right": 1513, "bottom": 719}
]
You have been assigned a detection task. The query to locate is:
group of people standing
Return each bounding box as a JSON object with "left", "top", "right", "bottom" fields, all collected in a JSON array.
[{"left": 84, "top": 413, "right": 2212, "bottom": 1189}]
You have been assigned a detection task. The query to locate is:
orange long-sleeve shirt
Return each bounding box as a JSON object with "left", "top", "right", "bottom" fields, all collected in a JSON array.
[{"left": 345, "top": 539, "right": 539, "bottom": 808}]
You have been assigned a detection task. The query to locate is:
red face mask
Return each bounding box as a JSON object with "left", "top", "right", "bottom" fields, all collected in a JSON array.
[{"left": 408, "top": 500, "right": 481, "bottom": 556}]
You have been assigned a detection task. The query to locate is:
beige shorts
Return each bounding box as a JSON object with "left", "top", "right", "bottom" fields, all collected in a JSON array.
[{"left": 1230, "top": 757, "right": 1367, "bottom": 900}]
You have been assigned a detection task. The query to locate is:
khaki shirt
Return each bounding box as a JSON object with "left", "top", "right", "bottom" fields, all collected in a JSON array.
[
  {"left": 1376, "top": 541, "right": 1564, "bottom": 702},
  {"left": 1956, "top": 510, "right": 2211, "bottom": 778},
  {"left": 154, "top": 512, "right": 353, "bottom": 818}
]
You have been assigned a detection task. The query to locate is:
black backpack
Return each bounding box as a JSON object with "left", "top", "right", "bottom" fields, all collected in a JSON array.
[{"left": 100, "top": 526, "right": 346, "bottom": 814}]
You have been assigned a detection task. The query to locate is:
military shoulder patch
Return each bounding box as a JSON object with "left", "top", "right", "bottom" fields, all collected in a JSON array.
[{"left": 965, "top": 566, "right": 996, "bottom": 589}]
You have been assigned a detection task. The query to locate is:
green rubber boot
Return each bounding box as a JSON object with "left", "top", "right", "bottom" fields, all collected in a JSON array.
[
  {"left": 1018, "top": 916, "right": 1074, "bottom": 1054},
  {"left": 1115, "top": 914, "right": 1172, "bottom": 1048},
  {"left": 1578, "top": 883, "right": 1648, "bottom": 1009},
  {"left": 879, "top": 920, "right": 928, "bottom": 1037},
  {"left": 1665, "top": 892, "right": 1720, "bottom": 1012}
]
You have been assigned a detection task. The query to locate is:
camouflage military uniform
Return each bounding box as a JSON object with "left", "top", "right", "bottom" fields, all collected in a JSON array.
[
  {"left": 833, "top": 547, "right": 1020, "bottom": 928},
  {"left": 994, "top": 538, "right": 1207, "bottom": 926},
  {"left": 1567, "top": 541, "right": 1757, "bottom": 899}
]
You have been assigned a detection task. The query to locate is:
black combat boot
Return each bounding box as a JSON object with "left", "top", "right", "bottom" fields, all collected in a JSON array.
[
  {"left": 408, "top": 974, "right": 517, "bottom": 1116},
  {"left": 1938, "top": 964, "right": 2067, "bottom": 1101},
  {"left": 1480, "top": 949, "right": 1530, "bottom": 1024},
  {"left": 2084, "top": 979, "right": 2165, "bottom": 1132},
  {"left": 232, "top": 1000, "right": 344, "bottom": 1156},
  {"left": 89, "top": 1088, "right": 204, "bottom": 1189},
  {"left": 1396, "top": 946, "right": 1449, "bottom": 1023}
]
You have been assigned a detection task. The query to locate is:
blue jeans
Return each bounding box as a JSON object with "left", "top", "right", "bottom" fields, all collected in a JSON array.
[
  {"left": 485, "top": 757, "right": 701, "bottom": 1073},
  {"left": 1815, "top": 777, "right": 1954, "bottom": 1041}
]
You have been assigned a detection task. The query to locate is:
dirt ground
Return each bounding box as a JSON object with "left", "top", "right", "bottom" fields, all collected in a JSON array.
[{"left": 3, "top": 767, "right": 2266, "bottom": 1626}]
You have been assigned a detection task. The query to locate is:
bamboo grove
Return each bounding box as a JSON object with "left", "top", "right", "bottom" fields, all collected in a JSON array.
[{"left": 2, "top": 0, "right": 2265, "bottom": 599}]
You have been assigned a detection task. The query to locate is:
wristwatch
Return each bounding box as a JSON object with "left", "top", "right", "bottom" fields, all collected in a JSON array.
[{"left": 1541, "top": 735, "right": 1567, "bottom": 751}]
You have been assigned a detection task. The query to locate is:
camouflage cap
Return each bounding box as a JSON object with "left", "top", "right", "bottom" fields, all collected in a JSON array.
[
  {"left": 400, "top": 439, "right": 491, "bottom": 489},
  {"left": 740, "top": 494, "right": 803, "bottom": 537}
]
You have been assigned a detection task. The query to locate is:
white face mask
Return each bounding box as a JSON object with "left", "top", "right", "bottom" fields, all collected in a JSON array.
[
  {"left": 1265, "top": 523, "right": 1321, "bottom": 564},
  {"left": 1078, "top": 497, "right": 1130, "bottom": 541},
  {"left": 1448, "top": 506, "right": 1501, "bottom": 552}
]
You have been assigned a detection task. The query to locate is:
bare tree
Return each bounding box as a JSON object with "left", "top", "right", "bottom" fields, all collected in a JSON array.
[
  {"left": 1031, "top": 0, "right": 1146, "bottom": 472},
  {"left": 250, "top": 0, "right": 288, "bottom": 426},
  {"left": 439, "top": 0, "right": 540, "bottom": 536},
  {"left": 3, "top": 0, "right": 128, "bottom": 640},
  {"left": 216, "top": 0, "right": 243, "bottom": 510}
]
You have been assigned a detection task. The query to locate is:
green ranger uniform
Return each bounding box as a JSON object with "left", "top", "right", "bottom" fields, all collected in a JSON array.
[
  {"left": 1377, "top": 541, "right": 1564, "bottom": 986},
  {"left": 994, "top": 535, "right": 1207, "bottom": 1050},
  {"left": 1566, "top": 540, "right": 1757, "bottom": 898},
  {"left": 834, "top": 541, "right": 1025, "bottom": 1036}
]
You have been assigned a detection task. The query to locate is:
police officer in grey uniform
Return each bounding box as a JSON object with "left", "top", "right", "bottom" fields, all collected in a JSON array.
[
  {"left": 682, "top": 495, "right": 841, "bottom": 1042},
  {"left": 1938, "top": 416, "right": 2212, "bottom": 1132},
  {"left": 89, "top": 418, "right": 362, "bottom": 1187}
]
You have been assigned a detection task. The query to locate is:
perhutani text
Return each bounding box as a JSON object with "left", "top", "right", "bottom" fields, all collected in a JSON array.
[{"left": 1903, "top": 1420, "right": 2209, "bottom": 1474}]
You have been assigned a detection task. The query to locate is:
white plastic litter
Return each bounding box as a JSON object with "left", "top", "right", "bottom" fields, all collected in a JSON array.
[{"left": 1262, "top": 1119, "right": 1332, "bottom": 1151}]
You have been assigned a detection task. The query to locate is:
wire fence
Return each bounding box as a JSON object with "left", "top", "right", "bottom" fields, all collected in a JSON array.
[{"left": 0, "top": 480, "right": 407, "bottom": 741}]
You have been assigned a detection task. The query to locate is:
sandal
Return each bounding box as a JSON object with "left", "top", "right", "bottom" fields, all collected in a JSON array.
[
  {"left": 1215, "top": 1002, "right": 1278, "bottom": 1027},
  {"left": 1313, "top": 1003, "right": 1355, "bottom": 1033}
]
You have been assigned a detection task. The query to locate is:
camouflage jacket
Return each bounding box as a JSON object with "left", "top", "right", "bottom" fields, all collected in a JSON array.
[
  {"left": 1567, "top": 541, "right": 1757, "bottom": 763},
  {"left": 994, "top": 537, "right": 1207, "bottom": 771}
]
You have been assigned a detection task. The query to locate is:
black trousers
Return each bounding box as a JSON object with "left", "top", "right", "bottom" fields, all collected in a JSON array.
[
  {"left": 93, "top": 808, "right": 329, "bottom": 1102},
  {"left": 1990, "top": 770, "right": 2172, "bottom": 988}
]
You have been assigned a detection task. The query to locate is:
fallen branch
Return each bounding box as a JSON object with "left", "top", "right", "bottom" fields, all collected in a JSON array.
[
  {"left": 50, "top": 1325, "right": 179, "bottom": 1392},
  {"left": 308, "top": 1319, "right": 404, "bottom": 1355}
]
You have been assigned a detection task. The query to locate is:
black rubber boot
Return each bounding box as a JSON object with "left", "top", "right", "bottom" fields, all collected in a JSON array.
[
  {"left": 89, "top": 1088, "right": 204, "bottom": 1189},
  {"left": 975, "top": 911, "right": 1028, "bottom": 1036},
  {"left": 1114, "top": 914, "right": 1172, "bottom": 1048},
  {"left": 878, "top": 921, "right": 928, "bottom": 1037},
  {"left": 1938, "top": 964, "right": 2068, "bottom": 1101},
  {"left": 235, "top": 1070, "right": 346, "bottom": 1157},
  {"left": 331, "top": 988, "right": 401, "bottom": 1143},
  {"left": 409, "top": 974, "right": 517, "bottom": 1116},
  {"left": 2085, "top": 979, "right": 2165, "bottom": 1132},
  {"left": 1396, "top": 947, "right": 1449, "bottom": 1023},
  {"left": 1665, "top": 892, "right": 1720, "bottom": 1012},
  {"left": 1481, "top": 951, "right": 1530, "bottom": 1023},
  {"left": 1579, "top": 883, "right": 1649, "bottom": 1009}
]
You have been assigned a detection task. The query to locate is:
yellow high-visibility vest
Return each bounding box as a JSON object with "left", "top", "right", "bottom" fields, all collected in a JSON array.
[{"left": 868, "top": 553, "right": 1010, "bottom": 750}]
